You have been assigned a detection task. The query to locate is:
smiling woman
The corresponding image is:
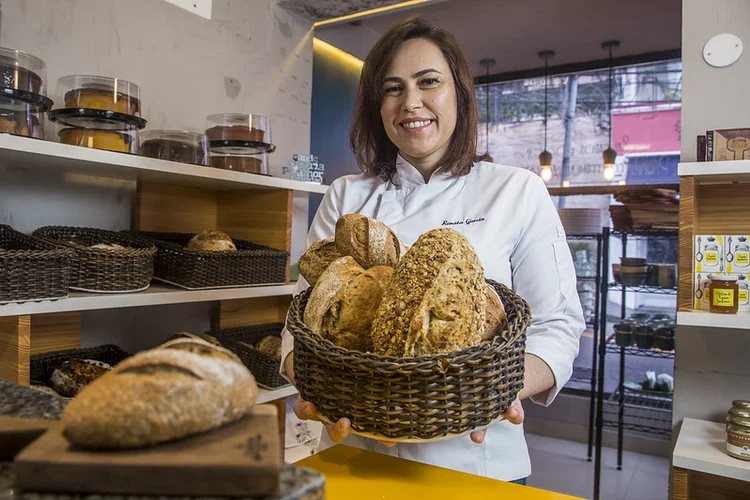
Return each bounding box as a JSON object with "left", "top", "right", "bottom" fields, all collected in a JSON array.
[{"left": 282, "top": 17, "right": 585, "bottom": 484}]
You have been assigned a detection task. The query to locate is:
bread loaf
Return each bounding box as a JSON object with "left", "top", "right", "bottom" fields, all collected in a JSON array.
[
  {"left": 335, "top": 214, "right": 402, "bottom": 268},
  {"left": 481, "top": 284, "right": 508, "bottom": 342},
  {"left": 304, "top": 256, "right": 365, "bottom": 333},
  {"left": 319, "top": 265, "right": 394, "bottom": 352},
  {"left": 164, "top": 332, "right": 223, "bottom": 347},
  {"left": 187, "top": 230, "right": 237, "bottom": 252},
  {"left": 297, "top": 237, "right": 342, "bottom": 286},
  {"left": 60, "top": 337, "right": 258, "bottom": 449},
  {"left": 48, "top": 359, "right": 112, "bottom": 398},
  {"left": 256, "top": 335, "right": 282, "bottom": 357},
  {"left": 371, "top": 228, "right": 486, "bottom": 357}
]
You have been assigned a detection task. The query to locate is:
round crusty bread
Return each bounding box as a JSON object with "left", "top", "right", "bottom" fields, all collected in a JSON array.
[
  {"left": 320, "top": 265, "right": 394, "bottom": 352},
  {"left": 304, "top": 256, "right": 365, "bottom": 333},
  {"left": 371, "top": 228, "right": 486, "bottom": 357},
  {"left": 481, "top": 283, "right": 508, "bottom": 342},
  {"left": 187, "top": 230, "right": 237, "bottom": 252},
  {"left": 256, "top": 335, "right": 282, "bottom": 358},
  {"left": 48, "top": 359, "right": 112, "bottom": 398},
  {"left": 335, "top": 214, "right": 402, "bottom": 268},
  {"left": 61, "top": 338, "right": 257, "bottom": 449},
  {"left": 298, "top": 237, "right": 342, "bottom": 286}
]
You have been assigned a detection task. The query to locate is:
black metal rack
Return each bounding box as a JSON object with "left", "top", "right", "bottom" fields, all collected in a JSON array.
[
  {"left": 592, "top": 227, "right": 678, "bottom": 500},
  {"left": 566, "top": 232, "right": 603, "bottom": 463}
]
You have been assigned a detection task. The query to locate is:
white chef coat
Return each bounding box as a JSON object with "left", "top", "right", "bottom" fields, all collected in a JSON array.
[{"left": 280, "top": 155, "right": 585, "bottom": 481}]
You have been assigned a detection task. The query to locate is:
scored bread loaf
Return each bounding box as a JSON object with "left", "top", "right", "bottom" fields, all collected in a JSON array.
[
  {"left": 60, "top": 337, "right": 258, "bottom": 450},
  {"left": 164, "top": 331, "right": 223, "bottom": 347},
  {"left": 304, "top": 256, "right": 366, "bottom": 333},
  {"left": 319, "top": 265, "right": 394, "bottom": 352},
  {"left": 335, "top": 214, "right": 402, "bottom": 268},
  {"left": 297, "top": 237, "right": 342, "bottom": 286},
  {"left": 481, "top": 283, "right": 509, "bottom": 342},
  {"left": 371, "top": 228, "right": 486, "bottom": 357}
]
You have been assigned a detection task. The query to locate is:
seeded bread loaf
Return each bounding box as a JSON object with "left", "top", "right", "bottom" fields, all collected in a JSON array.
[
  {"left": 371, "top": 228, "right": 486, "bottom": 357},
  {"left": 298, "top": 237, "right": 342, "bottom": 286},
  {"left": 60, "top": 337, "right": 258, "bottom": 449},
  {"left": 304, "top": 256, "right": 366, "bottom": 333},
  {"left": 335, "top": 214, "right": 402, "bottom": 268},
  {"left": 481, "top": 283, "right": 509, "bottom": 342}
]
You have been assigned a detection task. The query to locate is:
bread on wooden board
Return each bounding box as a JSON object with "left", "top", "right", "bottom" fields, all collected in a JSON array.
[
  {"left": 297, "top": 237, "right": 342, "bottom": 286},
  {"left": 187, "top": 230, "right": 237, "bottom": 252},
  {"left": 319, "top": 265, "right": 394, "bottom": 352},
  {"left": 371, "top": 228, "right": 486, "bottom": 357},
  {"left": 481, "top": 283, "right": 508, "bottom": 342},
  {"left": 334, "top": 214, "right": 402, "bottom": 268},
  {"left": 60, "top": 337, "right": 258, "bottom": 450}
]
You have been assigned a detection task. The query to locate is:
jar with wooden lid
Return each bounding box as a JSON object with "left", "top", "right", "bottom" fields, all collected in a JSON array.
[{"left": 709, "top": 274, "right": 739, "bottom": 314}]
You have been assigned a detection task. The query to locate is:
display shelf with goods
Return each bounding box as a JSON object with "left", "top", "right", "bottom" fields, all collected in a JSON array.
[
  {"left": 674, "top": 161, "right": 750, "bottom": 498},
  {"left": 593, "top": 227, "right": 678, "bottom": 499},
  {"left": 567, "top": 232, "right": 603, "bottom": 462},
  {"left": 0, "top": 132, "right": 322, "bottom": 447},
  {"left": 605, "top": 334, "right": 675, "bottom": 359}
]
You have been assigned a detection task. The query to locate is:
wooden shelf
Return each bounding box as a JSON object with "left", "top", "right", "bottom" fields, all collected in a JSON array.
[
  {"left": 548, "top": 183, "right": 679, "bottom": 196},
  {"left": 678, "top": 161, "right": 750, "bottom": 184},
  {"left": 0, "top": 284, "right": 296, "bottom": 318},
  {"left": 677, "top": 310, "right": 750, "bottom": 330},
  {"left": 0, "top": 134, "right": 329, "bottom": 194},
  {"left": 257, "top": 385, "right": 297, "bottom": 405},
  {"left": 673, "top": 418, "right": 750, "bottom": 483}
]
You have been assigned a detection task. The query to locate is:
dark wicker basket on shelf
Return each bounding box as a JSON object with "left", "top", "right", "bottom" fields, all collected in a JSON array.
[
  {"left": 131, "top": 231, "right": 288, "bottom": 290},
  {"left": 208, "top": 322, "right": 289, "bottom": 389},
  {"left": 30, "top": 344, "right": 131, "bottom": 385},
  {"left": 32, "top": 227, "right": 156, "bottom": 293},
  {"left": 0, "top": 225, "right": 74, "bottom": 304},
  {"left": 287, "top": 279, "right": 530, "bottom": 442}
]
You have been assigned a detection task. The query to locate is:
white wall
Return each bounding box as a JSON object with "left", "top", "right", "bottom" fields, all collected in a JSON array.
[
  {"left": 0, "top": 0, "right": 313, "bottom": 352},
  {"left": 675, "top": 0, "right": 750, "bottom": 427}
]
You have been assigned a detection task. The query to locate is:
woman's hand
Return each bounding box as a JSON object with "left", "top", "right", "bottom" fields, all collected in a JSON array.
[
  {"left": 470, "top": 398, "right": 525, "bottom": 444},
  {"left": 293, "top": 397, "right": 397, "bottom": 446}
]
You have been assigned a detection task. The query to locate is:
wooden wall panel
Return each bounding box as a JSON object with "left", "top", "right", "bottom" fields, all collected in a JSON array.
[
  {"left": 0, "top": 316, "right": 31, "bottom": 385},
  {"left": 694, "top": 183, "right": 750, "bottom": 234},
  {"left": 134, "top": 182, "right": 217, "bottom": 233},
  {"left": 213, "top": 296, "right": 291, "bottom": 331},
  {"left": 29, "top": 312, "right": 82, "bottom": 356},
  {"left": 673, "top": 467, "right": 750, "bottom": 500},
  {"left": 217, "top": 189, "right": 292, "bottom": 253},
  {"left": 678, "top": 178, "right": 696, "bottom": 312}
]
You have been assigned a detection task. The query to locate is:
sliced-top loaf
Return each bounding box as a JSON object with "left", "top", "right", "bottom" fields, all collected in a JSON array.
[
  {"left": 371, "top": 228, "right": 486, "bottom": 357},
  {"left": 335, "top": 214, "right": 402, "bottom": 268}
]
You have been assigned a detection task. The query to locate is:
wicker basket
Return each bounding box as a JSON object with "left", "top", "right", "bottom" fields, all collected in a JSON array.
[
  {"left": 287, "top": 279, "right": 530, "bottom": 442},
  {"left": 0, "top": 225, "right": 74, "bottom": 304},
  {"left": 208, "top": 322, "right": 290, "bottom": 389},
  {"left": 32, "top": 227, "right": 156, "bottom": 293},
  {"left": 30, "top": 344, "right": 131, "bottom": 385},
  {"left": 131, "top": 231, "right": 288, "bottom": 290}
]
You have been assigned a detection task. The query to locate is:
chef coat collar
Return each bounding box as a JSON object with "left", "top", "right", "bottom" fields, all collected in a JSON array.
[{"left": 393, "top": 154, "right": 457, "bottom": 187}]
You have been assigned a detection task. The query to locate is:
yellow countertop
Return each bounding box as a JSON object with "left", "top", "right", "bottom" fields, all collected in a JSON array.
[{"left": 297, "top": 445, "right": 583, "bottom": 500}]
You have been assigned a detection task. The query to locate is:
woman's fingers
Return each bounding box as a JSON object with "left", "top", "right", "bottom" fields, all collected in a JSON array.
[
  {"left": 503, "top": 399, "right": 525, "bottom": 425},
  {"left": 470, "top": 428, "right": 487, "bottom": 444},
  {"left": 377, "top": 440, "right": 396, "bottom": 447},
  {"left": 292, "top": 396, "right": 319, "bottom": 421},
  {"left": 325, "top": 417, "right": 351, "bottom": 442}
]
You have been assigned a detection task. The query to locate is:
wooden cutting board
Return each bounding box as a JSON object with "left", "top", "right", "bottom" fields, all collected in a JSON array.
[
  {"left": 13, "top": 404, "right": 281, "bottom": 497},
  {"left": 0, "top": 416, "right": 55, "bottom": 460}
]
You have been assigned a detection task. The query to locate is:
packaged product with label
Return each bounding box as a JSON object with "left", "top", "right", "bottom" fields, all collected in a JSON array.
[
  {"left": 695, "top": 235, "right": 724, "bottom": 273},
  {"left": 694, "top": 272, "right": 712, "bottom": 310},
  {"left": 710, "top": 128, "right": 750, "bottom": 161},
  {"left": 725, "top": 235, "right": 750, "bottom": 274},
  {"left": 735, "top": 274, "right": 750, "bottom": 313}
]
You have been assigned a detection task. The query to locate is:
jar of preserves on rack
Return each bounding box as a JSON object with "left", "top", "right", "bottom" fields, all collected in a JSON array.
[
  {"left": 727, "top": 401, "right": 750, "bottom": 461},
  {"left": 708, "top": 274, "right": 739, "bottom": 314}
]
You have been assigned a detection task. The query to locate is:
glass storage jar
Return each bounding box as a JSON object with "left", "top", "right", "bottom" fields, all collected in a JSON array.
[
  {"left": 709, "top": 274, "right": 739, "bottom": 314},
  {"left": 727, "top": 413, "right": 750, "bottom": 461}
]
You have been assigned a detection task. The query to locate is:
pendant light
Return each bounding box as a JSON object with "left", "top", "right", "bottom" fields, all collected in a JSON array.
[
  {"left": 602, "top": 40, "right": 620, "bottom": 181},
  {"left": 479, "top": 58, "right": 496, "bottom": 155},
  {"left": 538, "top": 50, "right": 555, "bottom": 183}
]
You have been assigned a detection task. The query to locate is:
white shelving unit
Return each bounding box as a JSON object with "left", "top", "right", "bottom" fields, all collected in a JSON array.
[
  {"left": 257, "top": 385, "right": 298, "bottom": 405},
  {"left": 673, "top": 418, "right": 750, "bottom": 482},
  {"left": 677, "top": 311, "right": 750, "bottom": 330},
  {"left": 0, "top": 284, "right": 297, "bottom": 318},
  {"left": 678, "top": 160, "right": 750, "bottom": 184},
  {"left": 0, "top": 134, "right": 329, "bottom": 193}
]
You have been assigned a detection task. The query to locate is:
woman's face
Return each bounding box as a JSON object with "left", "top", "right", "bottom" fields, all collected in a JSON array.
[{"left": 380, "top": 37, "right": 458, "bottom": 169}]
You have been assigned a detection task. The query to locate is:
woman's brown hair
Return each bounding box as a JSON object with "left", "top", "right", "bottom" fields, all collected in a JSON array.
[{"left": 350, "top": 17, "right": 490, "bottom": 180}]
